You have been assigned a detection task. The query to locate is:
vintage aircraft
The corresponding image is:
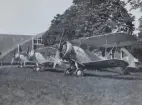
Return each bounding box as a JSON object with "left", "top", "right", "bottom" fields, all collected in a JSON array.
[
  {"left": 11, "top": 44, "right": 31, "bottom": 67},
  {"left": 53, "top": 32, "right": 138, "bottom": 77},
  {"left": 30, "top": 46, "right": 62, "bottom": 71},
  {"left": 11, "top": 37, "right": 62, "bottom": 71}
]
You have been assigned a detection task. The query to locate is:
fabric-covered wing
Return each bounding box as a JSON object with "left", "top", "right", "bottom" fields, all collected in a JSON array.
[
  {"left": 35, "top": 47, "right": 57, "bottom": 58},
  {"left": 71, "top": 32, "right": 137, "bottom": 48},
  {"left": 83, "top": 59, "right": 129, "bottom": 69}
]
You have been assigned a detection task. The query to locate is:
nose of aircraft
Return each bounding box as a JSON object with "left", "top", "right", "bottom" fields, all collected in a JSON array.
[
  {"left": 29, "top": 50, "right": 34, "bottom": 57},
  {"left": 15, "top": 53, "right": 20, "bottom": 59}
]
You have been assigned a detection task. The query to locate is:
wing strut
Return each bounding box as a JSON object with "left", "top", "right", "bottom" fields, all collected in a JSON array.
[
  {"left": 106, "top": 44, "right": 117, "bottom": 59},
  {"left": 105, "top": 34, "right": 108, "bottom": 58}
]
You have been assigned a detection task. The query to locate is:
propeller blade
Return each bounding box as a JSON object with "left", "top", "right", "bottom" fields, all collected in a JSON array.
[
  {"left": 27, "top": 45, "right": 30, "bottom": 54},
  {"left": 13, "top": 49, "right": 16, "bottom": 58},
  {"left": 53, "top": 29, "right": 65, "bottom": 68},
  {"left": 32, "top": 37, "right": 34, "bottom": 50},
  {"left": 17, "top": 44, "right": 20, "bottom": 53},
  {"left": 19, "top": 46, "right": 22, "bottom": 52},
  {"left": 11, "top": 57, "right": 14, "bottom": 65},
  {"left": 58, "top": 29, "right": 65, "bottom": 49},
  {"left": 53, "top": 50, "right": 60, "bottom": 68}
]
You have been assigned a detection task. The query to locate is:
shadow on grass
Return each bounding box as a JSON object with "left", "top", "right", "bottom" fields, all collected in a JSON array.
[{"left": 84, "top": 73, "right": 142, "bottom": 80}]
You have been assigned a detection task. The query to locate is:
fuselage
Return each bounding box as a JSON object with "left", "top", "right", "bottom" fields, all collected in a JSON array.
[{"left": 73, "top": 45, "right": 102, "bottom": 63}]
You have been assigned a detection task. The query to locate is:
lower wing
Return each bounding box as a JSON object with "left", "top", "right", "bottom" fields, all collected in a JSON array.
[{"left": 83, "top": 59, "right": 129, "bottom": 69}]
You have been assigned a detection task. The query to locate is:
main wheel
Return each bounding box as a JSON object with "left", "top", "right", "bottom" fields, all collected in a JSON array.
[
  {"left": 64, "top": 68, "right": 72, "bottom": 76},
  {"left": 33, "top": 66, "right": 41, "bottom": 72},
  {"left": 76, "top": 69, "right": 84, "bottom": 77},
  {"left": 20, "top": 65, "right": 23, "bottom": 68},
  {"left": 36, "top": 67, "right": 40, "bottom": 72}
]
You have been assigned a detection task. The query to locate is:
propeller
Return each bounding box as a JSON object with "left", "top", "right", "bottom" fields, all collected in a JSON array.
[
  {"left": 17, "top": 44, "right": 22, "bottom": 53},
  {"left": 28, "top": 37, "right": 36, "bottom": 59},
  {"left": 16, "top": 44, "right": 21, "bottom": 58},
  {"left": 27, "top": 45, "right": 30, "bottom": 54},
  {"left": 11, "top": 44, "right": 22, "bottom": 65},
  {"left": 53, "top": 50, "right": 62, "bottom": 68},
  {"left": 53, "top": 29, "right": 65, "bottom": 68},
  {"left": 19, "top": 46, "right": 22, "bottom": 52},
  {"left": 11, "top": 49, "right": 16, "bottom": 65}
]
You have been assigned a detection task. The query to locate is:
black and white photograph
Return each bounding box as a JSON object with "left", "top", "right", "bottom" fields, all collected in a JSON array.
[{"left": 0, "top": 0, "right": 142, "bottom": 105}]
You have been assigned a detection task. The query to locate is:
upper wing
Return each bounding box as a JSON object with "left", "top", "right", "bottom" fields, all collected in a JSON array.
[
  {"left": 83, "top": 59, "right": 128, "bottom": 69},
  {"left": 71, "top": 32, "right": 137, "bottom": 48}
]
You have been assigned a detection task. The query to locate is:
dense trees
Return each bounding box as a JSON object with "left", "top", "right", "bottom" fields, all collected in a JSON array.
[{"left": 42, "top": 0, "right": 134, "bottom": 46}]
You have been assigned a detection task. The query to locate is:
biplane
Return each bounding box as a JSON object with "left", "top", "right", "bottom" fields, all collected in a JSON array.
[
  {"left": 30, "top": 46, "right": 62, "bottom": 71},
  {"left": 11, "top": 38, "right": 61, "bottom": 70},
  {"left": 11, "top": 44, "right": 32, "bottom": 67},
  {"left": 53, "top": 31, "right": 138, "bottom": 77}
]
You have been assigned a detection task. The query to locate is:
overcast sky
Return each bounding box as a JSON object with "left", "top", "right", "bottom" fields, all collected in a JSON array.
[{"left": 0, "top": 0, "right": 72, "bottom": 35}]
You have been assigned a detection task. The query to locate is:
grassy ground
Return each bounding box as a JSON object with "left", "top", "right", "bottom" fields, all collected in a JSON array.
[{"left": 0, "top": 67, "right": 142, "bottom": 105}]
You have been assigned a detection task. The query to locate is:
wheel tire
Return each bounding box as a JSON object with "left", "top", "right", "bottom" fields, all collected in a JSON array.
[
  {"left": 76, "top": 69, "right": 84, "bottom": 77},
  {"left": 64, "top": 68, "right": 72, "bottom": 76},
  {"left": 36, "top": 67, "right": 40, "bottom": 72}
]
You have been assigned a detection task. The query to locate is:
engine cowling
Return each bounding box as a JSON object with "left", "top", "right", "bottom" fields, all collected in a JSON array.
[
  {"left": 28, "top": 50, "right": 35, "bottom": 57},
  {"left": 15, "top": 53, "right": 20, "bottom": 59},
  {"left": 60, "top": 41, "right": 73, "bottom": 59}
]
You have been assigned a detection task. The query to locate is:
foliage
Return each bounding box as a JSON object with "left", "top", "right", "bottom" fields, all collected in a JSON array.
[
  {"left": 127, "top": 0, "right": 142, "bottom": 31},
  {"left": 127, "top": 0, "right": 142, "bottom": 11},
  {"left": 125, "top": 0, "right": 142, "bottom": 59},
  {"left": 42, "top": 0, "right": 134, "bottom": 46}
]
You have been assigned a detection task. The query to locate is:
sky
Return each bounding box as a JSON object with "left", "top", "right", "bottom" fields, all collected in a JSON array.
[{"left": 0, "top": 0, "right": 72, "bottom": 35}]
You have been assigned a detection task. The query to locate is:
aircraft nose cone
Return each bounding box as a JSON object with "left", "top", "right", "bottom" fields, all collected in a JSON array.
[
  {"left": 29, "top": 51, "right": 34, "bottom": 57},
  {"left": 15, "top": 53, "right": 20, "bottom": 58}
]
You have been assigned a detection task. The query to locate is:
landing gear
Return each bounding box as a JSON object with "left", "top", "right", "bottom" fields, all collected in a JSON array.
[
  {"left": 64, "top": 68, "right": 84, "bottom": 77},
  {"left": 64, "top": 68, "right": 73, "bottom": 76},
  {"left": 18, "top": 61, "right": 23, "bottom": 68},
  {"left": 20, "top": 65, "right": 23, "bottom": 68},
  {"left": 64, "top": 60, "right": 84, "bottom": 77},
  {"left": 35, "top": 67, "right": 40, "bottom": 71},
  {"left": 33, "top": 63, "right": 41, "bottom": 72},
  {"left": 76, "top": 69, "right": 84, "bottom": 77},
  {"left": 33, "top": 66, "right": 41, "bottom": 71},
  {"left": 121, "top": 67, "right": 131, "bottom": 75}
]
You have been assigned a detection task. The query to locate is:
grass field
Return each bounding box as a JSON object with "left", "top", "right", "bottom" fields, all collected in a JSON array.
[{"left": 0, "top": 66, "right": 142, "bottom": 105}]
